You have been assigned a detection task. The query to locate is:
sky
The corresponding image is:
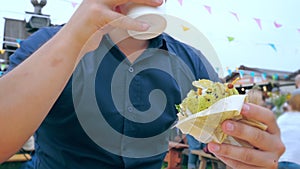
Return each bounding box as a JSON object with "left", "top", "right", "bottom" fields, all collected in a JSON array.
[{"left": 0, "top": 0, "right": 299, "bottom": 78}]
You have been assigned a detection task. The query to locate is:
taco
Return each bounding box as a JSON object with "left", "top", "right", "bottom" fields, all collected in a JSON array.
[{"left": 175, "top": 79, "right": 267, "bottom": 147}]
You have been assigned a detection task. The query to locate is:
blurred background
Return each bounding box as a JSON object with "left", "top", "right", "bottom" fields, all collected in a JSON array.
[{"left": 0, "top": 0, "right": 299, "bottom": 97}]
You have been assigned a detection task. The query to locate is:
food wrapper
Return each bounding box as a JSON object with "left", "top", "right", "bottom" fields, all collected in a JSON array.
[{"left": 175, "top": 79, "right": 267, "bottom": 148}]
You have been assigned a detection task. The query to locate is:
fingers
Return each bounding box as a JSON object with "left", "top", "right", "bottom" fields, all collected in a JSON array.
[
  {"left": 102, "top": 0, "right": 162, "bottom": 7},
  {"left": 208, "top": 143, "right": 279, "bottom": 169},
  {"left": 206, "top": 103, "right": 285, "bottom": 168},
  {"left": 100, "top": 10, "right": 150, "bottom": 32},
  {"left": 241, "top": 103, "right": 279, "bottom": 135},
  {"left": 109, "top": 0, "right": 164, "bottom": 31},
  {"left": 221, "top": 103, "right": 285, "bottom": 152},
  {"left": 126, "top": 0, "right": 164, "bottom": 6},
  {"left": 221, "top": 120, "right": 282, "bottom": 151},
  {"left": 93, "top": 0, "right": 164, "bottom": 32},
  {"left": 64, "top": 0, "right": 164, "bottom": 58}
]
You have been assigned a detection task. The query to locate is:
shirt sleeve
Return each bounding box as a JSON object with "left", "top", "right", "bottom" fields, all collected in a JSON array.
[
  {"left": 5, "top": 26, "right": 61, "bottom": 73},
  {"left": 164, "top": 34, "right": 221, "bottom": 83},
  {"left": 190, "top": 47, "right": 221, "bottom": 82}
]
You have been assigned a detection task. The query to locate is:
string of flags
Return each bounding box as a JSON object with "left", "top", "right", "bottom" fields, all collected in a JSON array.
[
  {"left": 1, "top": 0, "right": 298, "bottom": 55},
  {"left": 56, "top": 0, "right": 300, "bottom": 35},
  {"left": 175, "top": 0, "right": 300, "bottom": 53},
  {"left": 226, "top": 67, "right": 290, "bottom": 81},
  {"left": 177, "top": 0, "right": 299, "bottom": 33},
  {"left": 226, "top": 36, "right": 278, "bottom": 52}
]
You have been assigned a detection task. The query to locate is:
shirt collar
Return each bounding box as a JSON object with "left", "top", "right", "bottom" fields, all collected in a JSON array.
[
  {"left": 99, "top": 33, "right": 171, "bottom": 64},
  {"left": 102, "top": 33, "right": 169, "bottom": 51},
  {"left": 148, "top": 34, "right": 165, "bottom": 49}
]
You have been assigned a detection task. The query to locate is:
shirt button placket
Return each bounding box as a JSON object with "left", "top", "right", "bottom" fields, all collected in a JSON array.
[{"left": 127, "top": 66, "right": 134, "bottom": 113}]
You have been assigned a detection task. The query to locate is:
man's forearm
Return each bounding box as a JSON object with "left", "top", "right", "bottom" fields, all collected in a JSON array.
[{"left": 0, "top": 25, "right": 87, "bottom": 162}]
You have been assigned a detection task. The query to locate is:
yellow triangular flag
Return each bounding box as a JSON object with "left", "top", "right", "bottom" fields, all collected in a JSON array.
[
  {"left": 0, "top": 49, "right": 5, "bottom": 54},
  {"left": 182, "top": 25, "right": 190, "bottom": 31}
]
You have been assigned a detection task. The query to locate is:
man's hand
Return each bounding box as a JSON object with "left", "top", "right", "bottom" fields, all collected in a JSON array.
[
  {"left": 207, "top": 103, "right": 285, "bottom": 169},
  {"left": 66, "top": 0, "right": 163, "bottom": 59}
]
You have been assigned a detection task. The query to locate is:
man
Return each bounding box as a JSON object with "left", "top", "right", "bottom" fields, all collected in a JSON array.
[
  {"left": 295, "top": 74, "right": 300, "bottom": 88},
  {"left": 186, "top": 134, "right": 205, "bottom": 169},
  {"left": 278, "top": 89, "right": 300, "bottom": 168},
  {"left": 0, "top": 0, "right": 284, "bottom": 168}
]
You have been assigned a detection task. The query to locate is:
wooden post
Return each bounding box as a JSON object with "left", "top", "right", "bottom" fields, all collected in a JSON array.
[{"left": 164, "top": 141, "right": 189, "bottom": 169}]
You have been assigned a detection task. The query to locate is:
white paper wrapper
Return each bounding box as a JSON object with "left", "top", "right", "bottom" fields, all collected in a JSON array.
[{"left": 175, "top": 95, "right": 267, "bottom": 147}]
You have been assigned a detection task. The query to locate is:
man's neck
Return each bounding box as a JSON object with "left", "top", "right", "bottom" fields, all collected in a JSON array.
[{"left": 109, "top": 28, "right": 149, "bottom": 63}]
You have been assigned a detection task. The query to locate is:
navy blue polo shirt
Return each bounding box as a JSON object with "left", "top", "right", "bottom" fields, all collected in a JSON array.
[{"left": 7, "top": 26, "right": 219, "bottom": 169}]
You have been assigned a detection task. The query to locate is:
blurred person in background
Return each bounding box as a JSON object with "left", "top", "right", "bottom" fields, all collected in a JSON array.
[
  {"left": 295, "top": 74, "right": 300, "bottom": 89},
  {"left": 186, "top": 134, "right": 205, "bottom": 169},
  {"left": 277, "top": 89, "right": 300, "bottom": 169},
  {"left": 246, "top": 87, "right": 265, "bottom": 106}
]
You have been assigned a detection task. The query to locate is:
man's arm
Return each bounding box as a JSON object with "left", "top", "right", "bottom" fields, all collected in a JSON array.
[{"left": 0, "top": 0, "right": 164, "bottom": 162}]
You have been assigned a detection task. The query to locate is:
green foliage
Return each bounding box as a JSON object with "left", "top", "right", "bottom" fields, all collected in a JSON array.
[
  {"left": 270, "top": 93, "right": 288, "bottom": 116},
  {"left": 272, "top": 94, "right": 287, "bottom": 108}
]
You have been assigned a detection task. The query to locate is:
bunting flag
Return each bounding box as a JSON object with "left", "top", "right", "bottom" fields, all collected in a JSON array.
[
  {"left": 261, "top": 73, "right": 267, "bottom": 80},
  {"left": 239, "top": 70, "right": 244, "bottom": 78},
  {"left": 204, "top": 5, "right": 212, "bottom": 14},
  {"left": 250, "top": 71, "right": 255, "bottom": 77},
  {"left": 71, "top": 2, "right": 78, "bottom": 8},
  {"left": 226, "top": 67, "right": 232, "bottom": 76},
  {"left": 253, "top": 18, "right": 262, "bottom": 30},
  {"left": 268, "top": 43, "right": 277, "bottom": 52},
  {"left": 0, "top": 64, "right": 6, "bottom": 71},
  {"left": 230, "top": 11, "right": 239, "bottom": 22},
  {"left": 272, "top": 74, "right": 279, "bottom": 80},
  {"left": 16, "top": 39, "right": 22, "bottom": 43},
  {"left": 0, "top": 48, "right": 18, "bottom": 54},
  {"left": 182, "top": 25, "right": 190, "bottom": 31},
  {"left": 273, "top": 21, "right": 282, "bottom": 28},
  {"left": 178, "top": 0, "right": 183, "bottom": 6},
  {"left": 227, "top": 36, "right": 235, "bottom": 42}
]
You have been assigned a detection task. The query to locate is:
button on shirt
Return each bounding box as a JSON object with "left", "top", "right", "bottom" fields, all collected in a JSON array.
[
  {"left": 128, "top": 66, "right": 134, "bottom": 73},
  {"left": 7, "top": 26, "right": 219, "bottom": 169}
]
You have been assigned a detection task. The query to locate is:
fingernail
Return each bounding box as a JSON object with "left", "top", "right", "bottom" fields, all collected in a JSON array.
[
  {"left": 225, "top": 122, "right": 234, "bottom": 131},
  {"left": 242, "top": 104, "right": 250, "bottom": 113},
  {"left": 153, "top": 0, "right": 163, "bottom": 3},
  {"left": 210, "top": 143, "right": 220, "bottom": 152},
  {"left": 140, "top": 23, "right": 150, "bottom": 30}
]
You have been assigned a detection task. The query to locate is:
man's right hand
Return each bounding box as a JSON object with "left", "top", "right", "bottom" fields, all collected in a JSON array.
[{"left": 66, "top": 0, "right": 163, "bottom": 46}]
